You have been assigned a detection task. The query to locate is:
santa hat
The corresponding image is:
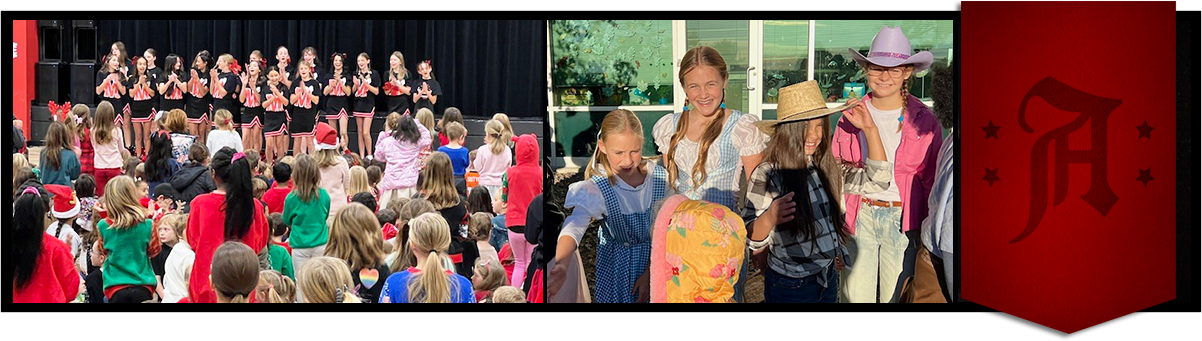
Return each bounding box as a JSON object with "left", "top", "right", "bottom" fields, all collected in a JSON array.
[
  {"left": 45, "top": 184, "right": 80, "bottom": 219},
  {"left": 313, "top": 122, "right": 339, "bottom": 151}
]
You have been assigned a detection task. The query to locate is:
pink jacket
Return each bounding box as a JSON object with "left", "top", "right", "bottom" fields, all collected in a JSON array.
[
  {"left": 374, "top": 124, "right": 431, "bottom": 191},
  {"left": 833, "top": 93, "right": 942, "bottom": 234}
]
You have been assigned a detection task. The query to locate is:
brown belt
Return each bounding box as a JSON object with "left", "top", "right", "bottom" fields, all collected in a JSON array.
[{"left": 862, "top": 197, "right": 903, "bottom": 208}]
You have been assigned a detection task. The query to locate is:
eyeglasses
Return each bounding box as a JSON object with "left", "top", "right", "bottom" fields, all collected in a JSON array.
[{"left": 867, "top": 66, "right": 909, "bottom": 78}]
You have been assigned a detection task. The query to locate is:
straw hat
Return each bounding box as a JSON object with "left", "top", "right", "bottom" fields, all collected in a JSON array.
[{"left": 753, "top": 80, "right": 852, "bottom": 135}]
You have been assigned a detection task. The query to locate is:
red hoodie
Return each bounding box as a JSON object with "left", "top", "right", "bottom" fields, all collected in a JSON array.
[{"left": 504, "top": 134, "right": 541, "bottom": 228}]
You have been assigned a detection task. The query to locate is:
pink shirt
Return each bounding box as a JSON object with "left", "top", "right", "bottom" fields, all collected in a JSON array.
[
  {"left": 473, "top": 144, "right": 512, "bottom": 187},
  {"left": 833, "top": 93, "right": 942, "bottom": 234},
  {"left": 92, "top": 128, "right": 125, "bottom": 169},
  {"left": 320, "top": 156, "right": 352, "bottom": 217},
  {"left": 374, "top": 124, "right": 431, "bottom": 191}
]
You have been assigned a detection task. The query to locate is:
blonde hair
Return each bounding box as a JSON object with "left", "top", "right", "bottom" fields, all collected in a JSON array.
[
  {"left": 298, "top": 256, "right": 361, "bottom": 303},
  {"left": 214, "top": 109, "right": 235, "bottom": 130},
  {"left": 101, "top": 176, "right": 148, "bottom": 229},
  {"left": 484, "top": 119, "right": 509, "bottom": 155},
  {"left": 491, "top": 286, "right": 526, "bottom": 303},
  {"left": 278, "top": 155, "right": 296, "bottom": 168},
  {"left": 473, "top": 257, "right": 508, "bottom": 293},
  {"left": 325, "top": 203, "right": 385, "bottom": 270},
  {"left": 467, "top": 212, "right": 492, "bottom": 241},
  {"left": 389, "top": 51, "right": 409, "bottom": 80},
  {"left": 347, "top": 166, "right": 371, "bottom": 196},
  {"left": 667, "top": 46, "right": 730, "bottom": 189},
  {"left": 93, "top": 101, "right": 117, "bottom": 145},
  {"left": 314, "top": 148, "right": 342, "bottom": 168},
  {"left": 217, "top": 54, "right": 234, "bottom": 72},
  {"left": 13, "top": 154, "right": 30, "bottom": 185},
  {"left": 585, "top": 109, "right": 647, "bottom": 185},
  {"left": 253, "top": 177, "right": 268, "bottom": 199},
  {"left": 407, "top": 213, "right": 455, "bottom": 303},
  {"left": 444, "top": 121, "right": 466, "bottom": 141},
  {"left": 256, "top": 270, "right": 296, "bottom": 303},
  {"left": 211, "top": 241, "right": 259, "bottom": 303},
  {"left": 166, "top": 109, "right": 189, "bottom": 133},
  {"left": 419, "top": 152, "right": 460, "bottom": 210},
  {"left": 389, "top": 199, "right": 436, "bottom": 273},
  {"left": 384, "top": 112, "right": 403, "bottom": 133},
  {"left": 291, "top": 154, "right": 321, "bottom": 202},
  {"left": 415, "top": 108, "right": 436, "bottom": 142},
  {"left": 158, "top": 213, "right": 188, "bottom": 243}
]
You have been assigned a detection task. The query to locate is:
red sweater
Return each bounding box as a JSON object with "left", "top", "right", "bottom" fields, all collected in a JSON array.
[
  {"left": 12, "top": 234, "right": 80, "bottom": 303},
  {"left": 263, "top": 185, "right": 292, "bottom": 215},
  {"left": 504, "top": 134, "right": 542, "bottom": 227},
  {"left": 187, "top": 192, "right": 270, "bottom": 303}
]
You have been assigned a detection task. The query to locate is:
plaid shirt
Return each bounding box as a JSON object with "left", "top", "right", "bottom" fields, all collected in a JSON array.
[{"left": 743, "top": 159, "right": 892, "bottom": 284}]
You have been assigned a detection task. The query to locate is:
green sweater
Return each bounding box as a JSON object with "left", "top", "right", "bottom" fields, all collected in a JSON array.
[
  {"left": 97, "top": 218, "right": 157, "bottom": 289},
  {"left": 282, "top": 189, "right": 331, "bottom": 249},
  {"left": 268, "top": 243, "right": 294, "bottom": 278}
]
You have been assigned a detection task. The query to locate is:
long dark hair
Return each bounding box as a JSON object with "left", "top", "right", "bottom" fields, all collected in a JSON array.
[
  {"left": 144, "top": 131, "right": 174, "bottom": 182},
  {"left": 12, "top": 189, "right": 49, "bottom": 289},
  {"left": 466, "top": 186, "right": 492, "bottom": 215},
  {"left": 761, "top": 117, "right": 849, "bottom": 246},
  {"left": 211, "top": 147, "right": 256, "bottom": 241},
  {"left": 194, "top": 50, "right": 212, "bottom": 73},
  {"left": 392, "top": 114, "right": 421, "bottom": 144},
  {"left": 164, "top": 54, "right": 182, "bottom": 76}
]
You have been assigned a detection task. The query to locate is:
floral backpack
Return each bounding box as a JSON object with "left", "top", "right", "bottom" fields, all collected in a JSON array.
[{"left": 650, "top": 194, "right": 746, "bottom": 303}]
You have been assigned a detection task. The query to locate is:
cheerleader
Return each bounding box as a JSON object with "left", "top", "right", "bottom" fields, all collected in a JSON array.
[
  {"left": 95, "top": 54, "right": 127, "bottom": 139},
  {"left": 156, "top": 54, "right": 188, "bottom": 122},
  {"left": 248, "top": 50, "right": 264, "bottom": 71},
  {"left": 210, "top": 54, "right": 243, "bottom": 134},
  {"left": 383, "top": 51, "right": 413, "bottom": 116},
  {"left": 240, "top": 60, "right": 266, "bottom": 155},
  {"left": 110, "top": 41, "right": 131, "bottom": 76},
  {"left": 300, "top": 47, "right": 324, "bottom": 83},
  {"left": 143, "top": 49, "right": 162, "bottom": 128},
  {"left": 352, "top": 53, "right": 381, "bottom": 158},
  {"left": 110, "top": 42, "right": 133, "bottom": 147},
  {"left": 290, "top": 61, "right": 322, "bottom": 156},
  {"left": 411, "top": 60, "right": 442, "bottom": 115},
  {"left": 186, "top": 50, "right": 214, "bottom": 144},
  {"left": 322, "top": 53, "right": 352, "bottom": 154},
  {"left": 127, "top": 57, "right": 157, "bottom": 159},
  {"left": 262, "top": 66, "right": 291, "bottom": 165},
  {"left": 275, "top": 46, "right": 295, "bottom": 90}
]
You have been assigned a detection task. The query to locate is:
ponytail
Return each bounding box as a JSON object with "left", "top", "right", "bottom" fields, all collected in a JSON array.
[
  {"left": 211, "top": 147, "right": 256, "bottom": 240},
  {"left": 228, "top": 293, "right": 250, "bottom": 303},
  {"left": 406, "top": 212, "right": 454, "bottom": 303},
  {"left": 409, "top": 250, "right": 452, "bottom": 303},
  {"left": 12, "top": 190, "right": 48, "bottom": 289}
]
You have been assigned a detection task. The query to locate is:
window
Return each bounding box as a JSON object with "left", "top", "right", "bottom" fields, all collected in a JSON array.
[
  {"left": 550, "top": 20, "right": 675, "bottom": 107},
  {"left": 814, "top": 20, "right": 953, "bottom": 102}
]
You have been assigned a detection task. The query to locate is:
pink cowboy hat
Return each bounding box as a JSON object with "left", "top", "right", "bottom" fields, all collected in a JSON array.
[{"left": 849, "top": 26, "right": 934, "bottom": 72}]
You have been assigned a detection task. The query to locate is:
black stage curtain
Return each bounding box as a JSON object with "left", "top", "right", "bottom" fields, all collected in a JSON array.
[{"left": 97, "top": 20, "right": 546, "bottom": 118}]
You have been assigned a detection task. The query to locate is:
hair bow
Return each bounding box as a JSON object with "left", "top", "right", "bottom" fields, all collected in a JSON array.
[
  {"left": 229, "top": 58, "right": 242, "bottom": 75},
  {"left": 381, "top": 222, "right": 398, "bottom": 240},
  {"left": 423, "top": 59, "right": 432, "bottom": 67},
  {"left": 232, "top": 152, "right": 246, "bottom": 162}
]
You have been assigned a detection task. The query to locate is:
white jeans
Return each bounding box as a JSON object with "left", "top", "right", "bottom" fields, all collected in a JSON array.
[
  {"left": 291, "top": 244, "right": 327, "bottom": 303},
  {"left": 379, "top": 186, "right": 417, "bottom": 208},
  {"left": 842, "top": 203, "right": 910, "bottom": 303}
]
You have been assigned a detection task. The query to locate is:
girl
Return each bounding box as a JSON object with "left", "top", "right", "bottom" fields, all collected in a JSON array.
[
  {"left": 324, "top": 203, "right": 393, "bottom": 303},
  {"left": 40, "top": 122, "right": 81, "bottom": 187},
  {"left": 91, "top": 102, "right": 125, "bottom": 194},
  {"left": 262, "top": 66, "right": 291, "bottom": 164},
  {"left": 210, "top": 241, "right": 259, "bottom": 303},
  {"left": 653, "top": 46, "right": 767, "bottom": 302},
  {"left": 11, "top": 187, "right": 80, "bottom": 303},
  {"left": 474, "top": 119, "right": 513, "bottom": 199},
  {"left": 290, "top": 61, "right": 322, "bottom": 155},
  {"left": 110, "top": 41, "right": 131, "bottom": 76},
  {"left": 466, "top": 186, "right": 493, "bottom": 215},
  {"left": 44, "top": 184, "right": 84, "bottom": 270},
  {"left": 382, "top": 51, "right": 413, "bottom": 117},
  {"left": 283, "top": 154, "right": 331, "bottom": 302},
  {"left": 414, "top": 108, "right": 437, "bottom": 152},
  {"left": 300, "top": 46, "right": 323, "bottom": 82},
  {"left": 143, "top": 49, "right": 161, "bottom": 131},
  {"left": 210, "top": 54, "right": 243, "bottom": 131},
  {"left": 353, "top": 53, "right": 382, "bottom": 158},
  {"left": 504, "top": 134, "right": 541, "bottom": 289},
  {"left": 96, "top": 55, "right": 128, "bottom": 146},
  {"left": 240, "top": 60, "right": 266, "bottom": 154},
  {"left": 323, "top": 53, "right": 353, "bottom": 151},
  {"left": 742, "top": 80, "right": 892, "bottom": 303},
  {"left": 187, "top": 147, "right": 270, "bottom": 303},
  {"left": 298, "top": 256, "right": 362, "bottom": 303},
  {"left": 186, "top": 50, "right": 213, "bottom": 144},
  {"left": 492, "top": 113, "right": 515, "bottom": 148},
  {"left": 376, "top": 112, "right": 402, "bottom": 151},
  {"left": 151, "top": 211, "right": 179, "bottom": 299},
  {"left": 420, "top": 152, "right": 477, "bottom": 278},
  {"left": 347, "top": 165, "right": 375, "bottom": 200},
  {"left": 256, "top": 269, "right": 296, "bottom": 303},
  {"left": 386, "top": 199, "right": 436, "bottom": 272},
  {"left": 96, "top": 176, "right": 160, "bottom": 303},
  {"left": 472, "top": 257, "right": 507, "bottom": 303},
  {"left": 159, "top": 213, "right": 193, "bottom": 303},
  {"left": 156, "top": 54, "right": 188, "bottom": 117},
  {"left": 71, "top": 105, "right": 96, "bottom": 178},
  {"left": 374, "top": 114, "right": 431, "bottom": 205},
  {"left": 144, "top": 131, "right": 180, "bottom": 198},
  {"left": 206, "top": 109, "right": 244, "bottom": 156},
  {"left": 410, "top": 60, "right": 442, "bottom": 115},
  {"left": 380, "top": 213, "right": 474, "bottom": 303},
  {"left": 556, "top": 109, "right": 667, "bottom": 303},
  {"left": 314, "top": 122, "right": 351, "bottom": 223},
  {"left": 275, "top": 46, "right": 295, "bottom": 89},
  {"left": 128, "top": 57, "right": 157, "bottom": 158},
  {"left": 468, "top": 212, "right": 499, "bottom": 263},
  {"left": 835, "top": 26, "right": 942, "bottom": 304},
  {"left": 166, "top": 109, "right": 197, "bottom": 165},
  {"left": 74, "top": 175, "right": 100, "bottom": 263}
]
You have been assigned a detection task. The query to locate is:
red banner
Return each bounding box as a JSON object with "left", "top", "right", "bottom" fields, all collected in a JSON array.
[{"left": 12, "top": 20, "right": 38, "bottom": 139}]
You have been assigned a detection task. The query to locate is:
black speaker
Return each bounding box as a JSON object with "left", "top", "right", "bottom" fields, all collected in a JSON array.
[
  {"left": 70, "top": 62, "right": 97, "bottom": 105},
  {"left": 39, "top": 26, "right": 64, "bottom": 61},
  {"left": 36, "top": 61, "right": 68, "bottom": 105},
  {"left": 37, "top": 20, "right": 64, "bottom": 29},
  {"left": 72, "top": 20, "right": 95, "bottom": 29},
  {"left": 74, "top": 27, "right": 97, "bottom": 62}
]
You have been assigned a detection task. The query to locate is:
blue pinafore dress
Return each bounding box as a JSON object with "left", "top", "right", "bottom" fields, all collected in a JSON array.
[{"left": 592, "top": 166, "right": 668, "bottom": 303}]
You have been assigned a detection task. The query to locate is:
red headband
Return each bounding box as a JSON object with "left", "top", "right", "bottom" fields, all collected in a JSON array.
[{"left": 229, "top": 58, "right": 242, "bottom": 75}]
